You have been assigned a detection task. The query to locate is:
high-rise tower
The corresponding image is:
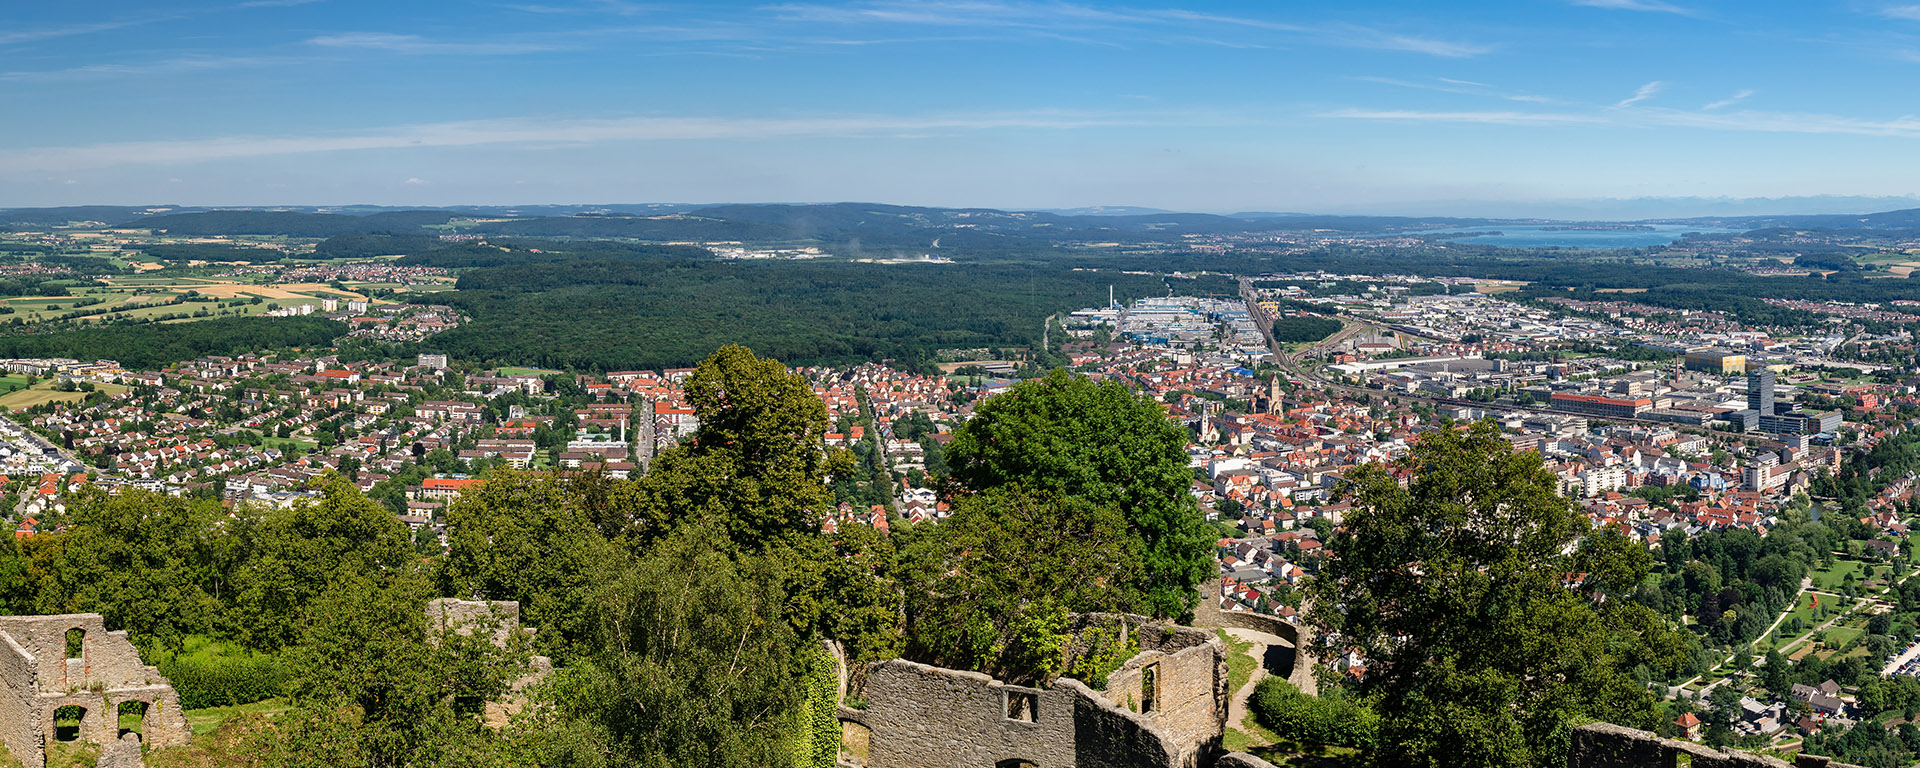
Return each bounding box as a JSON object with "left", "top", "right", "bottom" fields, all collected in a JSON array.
[{"left": 1747, "top": 369, "right": 1775, "bottom": 415}]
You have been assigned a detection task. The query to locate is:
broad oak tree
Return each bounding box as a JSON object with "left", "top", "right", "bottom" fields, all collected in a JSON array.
[{"left": 1306, "top": 421, "right": 1686, "bottom": 768}]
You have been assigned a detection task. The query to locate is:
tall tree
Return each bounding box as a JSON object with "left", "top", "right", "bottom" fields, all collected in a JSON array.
[
  {"left": 900, "top": 486, "right": 1140, "bottom": 683},
  {"left": 945, "top": 368, "right": 1211, "bottom": 618},
  {"left": 267, "top": 569, "right": 531, "bottom": 768},
  {"left": 1307, "top": 421, "right": 1680, "bottom": 768},
  {"left": 636, "top": 345, "right": 849, "bottom": 547},
  {"left": 230, "top": 476, "right": 415, "bottom": 651},
  {"left": 435, "top": 471, "right": 633, "bottom": 664},
  {"left": 546, "top": 524, "right": 808, "bottom": 768},
  {"left": 27, "top": 489, "right": 229, "bottom": 651}
]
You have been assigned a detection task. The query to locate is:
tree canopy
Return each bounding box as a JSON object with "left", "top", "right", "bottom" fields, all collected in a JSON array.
[
  {"left": 946, "top": 368, "right": 1212, "bottom": 618},
  {"left": 1306, "top": 421, "right": 1686, "bottom": 768}
]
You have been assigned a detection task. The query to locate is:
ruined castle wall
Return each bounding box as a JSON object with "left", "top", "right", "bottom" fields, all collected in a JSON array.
[
  {"left": 426, "top": 598, "right": 524, "bottom": 646},
  {"left": 0, "top": 616, "right": 157, "bottom": 692},
  {"left": 0, "top": 630, "right": 44, "bottom": 768},
  {"left": 0, "top": 615, "right": 192, "bottom": 765},
  {"left": 1215, "top": 752, "right": 1283, "bottom": 768},
  {"left": 1568, "top": 723, "right": 1860, "bottom": 768},
  {"left": 1189, "top": 587, "right": 1315, "bottom": 693},
  {"left": 1101, "top": 634, "right": 1227, "bottom": 744},
  {"left": 860, "top": 659, "right": 1077, "bottom": 768}
]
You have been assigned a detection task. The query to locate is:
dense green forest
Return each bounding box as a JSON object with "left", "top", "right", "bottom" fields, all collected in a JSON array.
[
  {"left": 0, "top": 316, "right": 344, "bottom": 369},
  {"left": 421, "top": 257, "right": 1231, "bottom": 371},
  {"left": 1269, "top": 315, "right": 1342, "bottom": 343}
]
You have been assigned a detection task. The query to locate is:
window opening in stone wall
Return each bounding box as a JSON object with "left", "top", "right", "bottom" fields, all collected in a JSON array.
[
  {"left": 995, "top": 760, "right": 1038, "bottom": 768},
  {"left": 65, "top": 627, "right": 85, "bottom": 659},
  {"left": 54, "top": 705, "right": 86, "bottom": 742},
  {"left": 1141, "top": 663, "right": 1159, "bottom": 714},
  {"left": 118, "top": 700, "right": 149, "bottom": 739},
  {"left": 1005, "top": 690, "right": 1038, "bottom": 722}
]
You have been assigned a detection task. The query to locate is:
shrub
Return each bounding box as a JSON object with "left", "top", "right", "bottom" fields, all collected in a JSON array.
[
  {"left": 1250, "top": 677, "right": 1378, "bottom": 749},
  {"left": 154, "top": 638, "right": 288, "bottom": 709}
]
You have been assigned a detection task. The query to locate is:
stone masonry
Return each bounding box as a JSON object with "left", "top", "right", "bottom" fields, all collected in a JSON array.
[
  {"left": 1568, "top": 723, "right": 1866, "bottom": 768},
  {"left": 425, "top": 598, "right": 553, "bottom": 724},
  {"left": 838, "top": 616, "right": 1228, "bottom": 768},
  {"left": 0, "top": 614, "right": 189, "bottom": 768}
]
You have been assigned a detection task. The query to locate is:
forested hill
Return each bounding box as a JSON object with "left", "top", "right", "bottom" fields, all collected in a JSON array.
[
  {"left": 422, "top": 257, "right": 1228, "bottom": 371},
  {"left": 66, "top": 203, "right": 1511, "bottom": 242},
  {"left": 0, "top": 316, "right": 345, "bottom": 369},
  {"left": 22, "top": 201, "right": 1920, "bottom": 241},
  {"left": 1672, "top": 206, "right": 1920, "bottom": 231},
  {"left": 129, "top": 209, "right": 476, "bottom": 237}
]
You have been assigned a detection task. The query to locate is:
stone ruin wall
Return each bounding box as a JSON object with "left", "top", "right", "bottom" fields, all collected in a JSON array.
[
  {"left": 841, "top": 619, "right": 1226, "bottom": 768},
  {"left": 427, "top": 597, "right": 527, "bottom": 647},
  {"left": 1190, "top": 579, "right": 1314, "bottom": 692},
  {"left": 855, "top": 659, "right": 1078, "bottom": 768},
  {"left": 0, "top": 614, "right": 191, "bottom": 768},
  {"left": 1569, "top": 722, "right": 1864, "bottom": 768},
  {"left": 1100, "top": 622, "right": 1228, "bottom": 751},
  {"left": 1, "top": 629, "right": 44, "bottom": 768}
]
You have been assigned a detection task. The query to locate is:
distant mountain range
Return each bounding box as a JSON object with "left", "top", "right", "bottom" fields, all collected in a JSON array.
[{"left": 8, "top": 200, "right": 1920, "bottom": 242}]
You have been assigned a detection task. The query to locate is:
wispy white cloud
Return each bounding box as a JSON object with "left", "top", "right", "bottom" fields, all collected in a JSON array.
[
  {"left": 1354, "top": 76, "right": 1559, "bottom": 103},
  {"left": 0, "top": 17, "right": 167, "bottom": 46},
  {"left": 1702, "top": 89, "right": 1755, "bottom": 110},
  {"left": 307, "top": 32, "right": 563, "bottom": 54},
  {"left": 1569, "top": 0, "right": 1694, "bottom": 15},
  {"left": 1614, "top": 80, "right": 1664, "bottom": 107},
  {"left": 0, "top": 110, "right": 1213, "bottom": 173},
  {"left": 1321, "top": 103, "right": 1920, "bottom": 139},
  {"left": 761, "top": 1, "right": 1493, "bottom": 57},
  {"left": 236, "top": 0, "right": 325, "bottom": 8},
  {"left": 0, "top": 55, "right": 290, "bottom": 83},
  {"left": 1883, "top": 5, "right": 1920, "bottom": 20},
  {"left": 1318, "top": 108, "right": 1603, "bottom": 127}
]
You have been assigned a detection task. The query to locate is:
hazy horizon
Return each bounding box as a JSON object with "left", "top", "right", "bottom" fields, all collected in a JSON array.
[{"left": 12, "top": 193, "right": 1920, "bottom": 222}]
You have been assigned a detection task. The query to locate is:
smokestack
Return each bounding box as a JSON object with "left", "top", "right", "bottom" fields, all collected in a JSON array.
[{"left": 1109, "top": 285, "right": 1115, "bottom": 309}]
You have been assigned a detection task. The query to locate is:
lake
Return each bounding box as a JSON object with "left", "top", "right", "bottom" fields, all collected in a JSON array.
[{"left": 1385, "top": 223, "right": 1743, "bottom": 250}]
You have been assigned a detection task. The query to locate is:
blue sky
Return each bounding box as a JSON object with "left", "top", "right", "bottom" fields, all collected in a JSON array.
[{"left": 5, "top": 0, "right": 1920, "bottom": 214}]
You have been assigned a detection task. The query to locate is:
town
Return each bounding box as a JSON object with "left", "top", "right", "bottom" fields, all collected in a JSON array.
[{"left": 5, "top": 266, "right": 1920, "bottom": 760}]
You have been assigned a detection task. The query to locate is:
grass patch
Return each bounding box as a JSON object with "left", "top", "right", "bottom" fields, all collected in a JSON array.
[
  {"left": 1783, "top": 592, "right": 1824, "bottom": 633},
  {"left": 0, "top": 739, "right": 22, "bottom": 768},
  {"left": 1243, "top": 742, "right": 1366, "bottom": 768},
  {"left": 1218, "top": 629, "right": 1258, "bottom": 695},
  {"left": 183, "top": 698, "right": 288, "bottom": 736},
  {"left": 259, "top": 437, "right": 317, "bottom": 452},
  {"left": 44, "top": 741, "right": 99, "bottom": 768},
  {"left": 0, "top": 380, "right": 130, "bottom": 410},
  {"left": 1812, "top": 559, "right": 1868, "bottom": 592}
]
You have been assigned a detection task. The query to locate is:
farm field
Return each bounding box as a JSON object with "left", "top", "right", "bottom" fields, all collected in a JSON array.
[{"left": 0, "top": 380, "right": 130, "bottom": 410}]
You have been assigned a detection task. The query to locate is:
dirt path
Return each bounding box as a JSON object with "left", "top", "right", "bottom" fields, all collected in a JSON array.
[{"left": 1222, "top": 626, "right": 1299, "bottom": 736}]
